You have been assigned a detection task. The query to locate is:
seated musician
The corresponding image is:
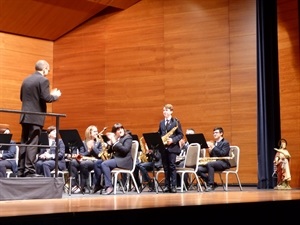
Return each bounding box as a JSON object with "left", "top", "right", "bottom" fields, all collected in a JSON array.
[
  {"left": 97, "top": 123, "right": 133, "bottom": 195},
  {"left": 197, "top": 127, "right": 231, "bottom": 192},
  {"left": 70, "top": 125, "right": 102, "bottom": 194},
  {"left": 35, "top": 125, "right": 66, "bottom": 177},
  {"left": 0, "top": 127, "right": 18, "bottom": 177}
]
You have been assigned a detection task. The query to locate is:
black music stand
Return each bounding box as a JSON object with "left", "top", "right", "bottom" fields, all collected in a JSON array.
[
  {"left": 0, "top": 134, "right": 13, "bottom": 151},
  {"left": 186, "top": 133, "right": 209, "bottom": 149},
  {"left": 39, "top": 131, "right": 49, "bottom": 146},
  {"left": 59, "top": 129, "right": 84, "bottom": 195},
  {"left": 142, "top": 132, "right": 165, "bottom": 193}
]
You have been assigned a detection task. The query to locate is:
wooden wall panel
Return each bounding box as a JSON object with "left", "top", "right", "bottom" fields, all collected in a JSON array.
[
  {"left": 0, "top": 33, "right": 53, "bottom": 140},
  {"left": 52, "top": 0, "right": 258, "bottom": 185},
  {"left": 277, "top": 0, "right": 300, "bottom": 187}
]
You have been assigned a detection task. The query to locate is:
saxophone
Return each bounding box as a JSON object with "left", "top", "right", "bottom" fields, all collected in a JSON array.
[
  {"left": 199, "top": 151, "right": 235, "bottom": 165},
  {"left": 139, "top": 137, "right": 149, "bottom": 163},
  {"left": 162, "top": 126, "right": 178, "bottom": 145},
  {"left": 97, "top": 127, "right": 112, "bottom": 161}
]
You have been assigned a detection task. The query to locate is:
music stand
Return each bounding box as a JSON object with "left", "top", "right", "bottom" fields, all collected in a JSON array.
[
  {"left": 59, "top": 129, "right": 84, "bottom": 195},
  {"left": 142, "top": 132, "right": 165, "bottom": 193},
  {"left": 186, "top": 133, "right": 209, "bottom": 149},
  {"left": 0, "top": 133, "right": 13, "bottom": 151},
  {"left": 39, "top": 131, "right": 49, "bottom": 146},
  {"left": 131, "top": 134, "right": 142, "bottom": 152}
]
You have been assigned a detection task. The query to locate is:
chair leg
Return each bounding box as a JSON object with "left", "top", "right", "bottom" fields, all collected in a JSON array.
[
  {"left": 193, "top": 174, "right": 203, "bottom": 192},
  {"left": 218, "top": 173, "right": 226, "bottom": 191},
  {"left": 235, "top": 174, "right": 243, "bottom": 191},
  {"left": 130, "top": 173, "right": 140, "bottom": 194},
  {"left": 224, "top": 173, "right": 229, "bottom": 191}
]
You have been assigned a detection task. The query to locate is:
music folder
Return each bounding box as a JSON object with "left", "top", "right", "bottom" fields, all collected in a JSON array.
[
  {"left": 185, "top": 133, "right": 209, "bottom": 148},
  {"left": 142, "top": 132, "right": 165, "bottom": 152},
  {"left": 0, "top": 133, "right": 13, "bottom": 150},
  {"left": 39, "top": 131, "right": 49, "bottom": 146}
]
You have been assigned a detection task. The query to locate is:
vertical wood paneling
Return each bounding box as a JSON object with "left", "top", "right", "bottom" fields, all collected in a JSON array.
[{"left": 0, "top": 33, "right": 53, "bottom": 139}]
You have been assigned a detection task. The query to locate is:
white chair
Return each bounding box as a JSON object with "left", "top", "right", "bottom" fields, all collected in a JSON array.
[
  {"left": 6, "top": 146, "right": 19, "bottom": 177},
  {"left": 216, "top": 145, "right": 243, "bottom": 191},
  {"left": 176, "top": 143, "right": 203, "bottom": 192},
  {"left": 111, "top": 140, "right": 140, "bottom": 194}
]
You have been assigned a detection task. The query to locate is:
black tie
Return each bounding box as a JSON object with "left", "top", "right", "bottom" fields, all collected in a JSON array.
[{"left": 166, "top": 119, "right": 170, "bottom": 126}]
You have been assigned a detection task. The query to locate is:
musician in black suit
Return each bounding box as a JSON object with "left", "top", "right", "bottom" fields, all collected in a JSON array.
[
  {"left": 98, "top": 123, "right": 133, "bottom": 195},
  {"left": 197, "top": 127, "right": 231, "bottom": 192},
  {"left": 35, "top": 126, "right": 66, "bottom": 177},
  {"left": 158, "top": 104, "right": 183, "bottom": 193},
  {"left": 0, "top": 128, "right": 18, "bottom": 177},
  {"left": 18, "top": 60, "right": 61, "bottom": 177}
]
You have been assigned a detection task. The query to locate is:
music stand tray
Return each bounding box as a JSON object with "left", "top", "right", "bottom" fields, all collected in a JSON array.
[
  {"left": 0, "top": 133, "right": 13, "bottom": 151},
  {"left": 186, "top": 133, "right": 209, "bottom": 148}
]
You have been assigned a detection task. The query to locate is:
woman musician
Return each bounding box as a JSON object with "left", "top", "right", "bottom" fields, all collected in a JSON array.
[
  {"left": 93, "top": 123, "right": 132, "bottom": 195},
  {"left": 70, "top": 125, "right": 102, "bottom": 194}
]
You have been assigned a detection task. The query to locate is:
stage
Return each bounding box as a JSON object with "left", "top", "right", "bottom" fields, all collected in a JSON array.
[{"left": 0, "top": 186, "right": 299, "bottom": 224}]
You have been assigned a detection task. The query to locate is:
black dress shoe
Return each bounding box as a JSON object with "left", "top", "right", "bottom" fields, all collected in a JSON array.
[
  {"left": 93, "top": 185, "right": 103, "bottom": 194},
  {"left": 213, "top": 182, "right": 218, "bottom": 189},
  {"left": 170, "top": 187, "right": 177, "bottom": 193}
]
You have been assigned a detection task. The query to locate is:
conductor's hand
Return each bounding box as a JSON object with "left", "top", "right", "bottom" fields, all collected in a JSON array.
[{"left": 51, "top": 88, "right": 62, "bottom": 98}]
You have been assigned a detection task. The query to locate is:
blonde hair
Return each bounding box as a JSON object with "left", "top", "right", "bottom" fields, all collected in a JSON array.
[{"left": 85, "top": 125, "right": 98, "bottom": 140}]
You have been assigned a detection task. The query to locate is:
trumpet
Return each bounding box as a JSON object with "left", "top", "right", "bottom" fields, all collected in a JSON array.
[{"left": 73, "top": 154, "right": 97, "bottom": 162}]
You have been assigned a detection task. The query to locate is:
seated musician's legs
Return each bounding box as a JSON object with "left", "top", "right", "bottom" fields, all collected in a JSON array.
[
  {"left": 35, "top": 160, "right": 43, "bottom": 175},
  {"left": 41, "top": 160, "right": 55, "bottom": 177},
  {"left": 92, "top": 159, "right": 104, "bottom": 193},
  {"left": 197, "top": 165, "right": 208, "bottom": 184},
  {"left": 101, "top": 159, "right": 117, "bottom": 195},
  {"left": 79, "top": 160, "right": 94, "bottom": 192}
]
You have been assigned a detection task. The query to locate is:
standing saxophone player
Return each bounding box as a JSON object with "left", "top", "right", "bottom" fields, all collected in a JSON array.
[{"left": 158, "top": 104, "right": 183, "bottom": 193}]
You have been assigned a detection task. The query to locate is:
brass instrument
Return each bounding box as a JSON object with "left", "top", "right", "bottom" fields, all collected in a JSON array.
[
  {"left": 97, "top": 127, "right": 112, "bottom": 161},
  {"left": 75, "top": 154, "right": 97, "bottom": 162},
  {"left": 162, "top": 125, "right": 178, "bottom": 145},
  {"left": 139, "top": 137, "right": 149, "bottom": 163},
  {"left": 199, "top": 151, "right": 235, "bottom": 165}
]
